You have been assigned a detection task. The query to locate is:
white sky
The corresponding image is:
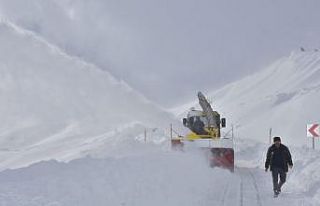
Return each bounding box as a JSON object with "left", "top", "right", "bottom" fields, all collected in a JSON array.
[{"left": 0, "top": 0, "right": 320, "bottom": 107}]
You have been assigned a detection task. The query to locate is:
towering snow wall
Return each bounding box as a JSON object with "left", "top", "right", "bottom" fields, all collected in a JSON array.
[{"left": 0, "top": 20, "right": 176, "bottom": 169}]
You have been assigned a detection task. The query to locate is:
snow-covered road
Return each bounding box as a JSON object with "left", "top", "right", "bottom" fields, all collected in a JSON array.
[
  {"left": 0, "top": 138, "right": 317, "bottom": 206},
  {"left": 236, "top": 168, "right": 310, "bottom": 206},
  {"left": 0, "top": 157, "right": 315, "bottom": 206},
  {"left": 199, "top": 167, "right": 311, "bottom": 206}
]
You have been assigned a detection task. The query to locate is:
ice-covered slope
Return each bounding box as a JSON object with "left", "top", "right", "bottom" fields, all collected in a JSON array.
[
  {"left": 173, "top": 51, "right": 320, "bottom": 146},
  {"left": 0, "top": 20, "right": 176, "bottom": 170}
]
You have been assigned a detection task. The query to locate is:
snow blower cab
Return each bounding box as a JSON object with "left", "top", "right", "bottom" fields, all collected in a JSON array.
[
  {"left": 172, "top": 92, "right": 234, "bottom": 171},
  {"left": 183, "top": 109, "right": 225, "bottom": 139}
]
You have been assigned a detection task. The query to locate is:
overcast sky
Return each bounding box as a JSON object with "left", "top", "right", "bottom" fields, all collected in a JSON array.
[{"left": 1, "top": 0, "right": 320, "bottom": 107}]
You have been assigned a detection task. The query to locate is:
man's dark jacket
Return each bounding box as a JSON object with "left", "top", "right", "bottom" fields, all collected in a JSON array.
[{"left": 265, "top": 144, "right": 293, "bottom": 172}]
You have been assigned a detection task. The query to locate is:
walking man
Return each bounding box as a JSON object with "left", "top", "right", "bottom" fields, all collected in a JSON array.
[{"left": 265, "top": 136, "right": 293, "bottom": 197}]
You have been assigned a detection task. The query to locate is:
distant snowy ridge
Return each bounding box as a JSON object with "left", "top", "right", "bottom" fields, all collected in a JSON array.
[
  {"left": 172, "top": 51, "right": 320, "bottom": 146},
  {"left": 0, "top": 20, "right": 177, "bottom": 170}
]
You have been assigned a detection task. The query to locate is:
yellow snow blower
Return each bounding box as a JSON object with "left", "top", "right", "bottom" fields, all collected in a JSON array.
[{"left": 171, "top": 92, "right": 234, "bottom": 172}]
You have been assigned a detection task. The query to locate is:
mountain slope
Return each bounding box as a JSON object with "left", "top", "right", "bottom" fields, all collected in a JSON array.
[
  {"left": 0, "top": 20, "right": 176, "bottom": 170},
  {"left": 173, "top": 51, "right": 320, "bottom": 146}
]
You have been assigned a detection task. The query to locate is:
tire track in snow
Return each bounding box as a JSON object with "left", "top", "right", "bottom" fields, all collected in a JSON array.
[
  {"left": 250, "top": 168, "right": 313, "bottom": 206},
  {"left": 219, "top": 177, "right": 232, "bottom": 206},
  {"left": 248, "top": 170, "right": 263, "bottom": 206},
  {"left": 239, "top": 179, "right": 244, "bottom": 206},
  {"left": 237, "top": 168, "right": 263, "bottom": 206}
]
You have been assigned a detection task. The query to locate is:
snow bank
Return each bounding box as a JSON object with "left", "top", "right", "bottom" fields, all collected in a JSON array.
[
  {"left": 0, "top": 148, "right": 237, "bottom": 206},
  {"left": 0, "top": 20, "right": 178, "bottom": 170},
  {"left": 1, "top": 137, "right": 319, "bottom": 206},
  {"left": 286, "top": 146, "right": 320, "bottom": 204}
]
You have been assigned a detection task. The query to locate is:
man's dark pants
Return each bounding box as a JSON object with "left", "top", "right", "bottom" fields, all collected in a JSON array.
[{"left": 272, "top": 167, "right": 286, "bottom": 192}]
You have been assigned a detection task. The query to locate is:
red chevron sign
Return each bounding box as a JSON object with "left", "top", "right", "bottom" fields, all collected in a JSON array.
[{"left": 307, "top": 124, "right": 320, "bottom": 137}]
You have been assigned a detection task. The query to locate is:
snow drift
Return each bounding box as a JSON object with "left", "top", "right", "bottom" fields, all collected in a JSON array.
[
  {"left": 0, "top": 149, "right": 238, "bottom": 206},
  {"left": 0, "top": 138, "right": 318, "bottom": 206},
  {"left": 0, "top": 20, "right": 177, "bottom": 170}
]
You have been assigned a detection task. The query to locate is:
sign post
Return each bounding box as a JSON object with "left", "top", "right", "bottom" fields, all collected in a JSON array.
[
  {"left": 269, "top": 128, "right": 272, "bottom": 144},
  {"left": 313, "top": 136, "right": 315, "bottom": 150},
  {"left": 144, "top": 128, "right": 147, "bottom": 143},
  {"left": 307, "top": 124, "right": 320, "bottom": 149}
]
